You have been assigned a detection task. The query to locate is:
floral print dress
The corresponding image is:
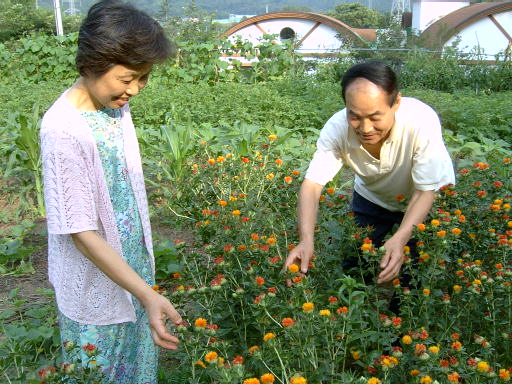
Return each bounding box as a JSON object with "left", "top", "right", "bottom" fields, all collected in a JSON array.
[{"left": 58, "top": 107, "right": 158, "bottom": 383}]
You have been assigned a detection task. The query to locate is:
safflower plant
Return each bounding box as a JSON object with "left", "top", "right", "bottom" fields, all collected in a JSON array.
[{"left": 157, "top": 133, "right": 511, "bottom": 384}]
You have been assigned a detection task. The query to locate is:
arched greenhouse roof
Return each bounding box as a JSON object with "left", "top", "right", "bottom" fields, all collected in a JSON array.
[{"left": 420, "top": 1, "right": 512, "bottom": 50}]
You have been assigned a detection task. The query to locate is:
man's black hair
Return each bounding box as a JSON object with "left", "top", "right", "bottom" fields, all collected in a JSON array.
[{"left": 341, "top": 61, "right": 399, "bottom": 106}]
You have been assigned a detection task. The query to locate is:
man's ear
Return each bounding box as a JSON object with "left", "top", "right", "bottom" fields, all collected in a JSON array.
[{"left": 392, "top": 92, "right": 402, "bottom": 111}]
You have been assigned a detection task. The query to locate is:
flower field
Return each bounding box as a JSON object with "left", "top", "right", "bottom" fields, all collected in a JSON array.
[{"left": 144, "top": 134, "right": 512, "bottom": 383}]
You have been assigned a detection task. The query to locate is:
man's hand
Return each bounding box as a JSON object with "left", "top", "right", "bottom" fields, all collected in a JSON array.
[
  {"left": 377, "top": 235, "right": 406, "bottom": 283},
  {"left": 284, "top": 240, "right": 314, "bottom": 274},
  {"left": 142, "top": 290, "right": 182, "bottom": 350}
]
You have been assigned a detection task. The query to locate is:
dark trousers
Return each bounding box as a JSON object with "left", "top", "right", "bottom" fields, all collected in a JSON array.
[{"left": 346, "top": 191, "right": 418, "bottom": 313}]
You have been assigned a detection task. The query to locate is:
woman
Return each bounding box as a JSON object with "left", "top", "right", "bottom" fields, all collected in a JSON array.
[{"left": 40, "top": 1, "right": 182, "bottom": 382}]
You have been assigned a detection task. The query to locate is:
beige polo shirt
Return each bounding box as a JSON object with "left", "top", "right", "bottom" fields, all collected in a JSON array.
[{"left": 305, "top": 97, "right": 455, "bottom": 212}]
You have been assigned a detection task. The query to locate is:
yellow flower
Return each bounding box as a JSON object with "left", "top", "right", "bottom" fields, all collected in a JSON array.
[
  {"left": 204, "top": 351, "right": 218, "bottom": 363},
  {"left": 290, "top": 377, "right": 307, "bottom": 384},
  {"left": 477, "top": 361, "right": 490, "bottom": 372},
  {"left": 288, "top": 264, "right": 299, "bottom": 273},
  {"left": 319, "top": 309, "right": 332, "bottom": 317},
  {"left": 453, "top": 285, "right": 462, "bottom": 292},
  {"left": 431, "top": 219, "right": 441, "bottom": 227},
  {"left": 428, "top": 345, "right": 440, "bottom": 354},
  {"left": 402, "top": 335, "right": 413, "bottom": 344},
  {"left": 260, "top": 373, "right": 275, "bottom": 383},
  {"left": 302, "top": 302, "right": 315, "bottom": 313},
  {"left": 420, "top": 376, "right": 432, "bottom": 384},
  {"left": 367, "top": 378, "right": 381, "bottom": 384},
  {"left": 351, "top": 350, "right": 361, "bottom": 360},
  {"left": 265, "top": 173, "right": 275, "bottom": 180},
  {"left": 423, "top": 288, "right": 431, "bottom": 296},
  {"left": 232, "top": 210, "right": 241, "bottom": 216},
  {"left": 263, "top": 333, "right": 276, "bottom": 341},
  {"left": 268, "top": 134, "right": 277, "bottom": 141}
]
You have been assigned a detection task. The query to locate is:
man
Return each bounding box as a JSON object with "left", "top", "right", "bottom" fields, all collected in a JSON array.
[{"left": 284, "top": 61, "right": 455, "bottom": 284}]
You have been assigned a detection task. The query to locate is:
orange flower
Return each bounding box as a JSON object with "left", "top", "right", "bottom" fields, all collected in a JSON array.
[
  {"left": 204, "top": 351, "right": 218, "bottom": 363},
  {"left": 195, "top": 361, "right": 206, "bottom": 368},
  {"left": 290, "top": 377, "right": 307, "bottom": 384},
  {"left": 451, "top": 341, "right": 462, "bottom": 351},
  {"left": 218, "top": 200, "right": 227, "bottom": 207},
  {"left": 288, "top": 264, "right": 299, "bottom": 273},
  {"left": 217, "top": 155, "right": 225, "bottom": 163},
  {"left": 275, "top": 158, "right": 283, "bottom": 166},
  {"left": 361, "top": 243, "right": 373, "bottom": 252},
  {"left": 423, "top": 288, "right": 431, "bottom": 296},
  {"left": 420, "top": 376, "right": 432, "bottom": 384},
  {"left": 248, "top": 345, "right": 260, "bottom": 354},
  {"left": 207, "top": 158, "right": 216, "bottom": 165},
  {"left": 263, "top": 333, "right": 275, "bottom": 341},
  {"left": 194, "top": 318, "right": 208, "bottom": 328},
  {"left": 268, "top": 134, "right": 277, "bottom": 140},
  {"left": 410, "top": 369, "right": 421, "bottom": 376},
  {"left": 437, "top": 230, "right": 446, "bottom": 238},
  {"left": 453, "top": 284, "right": 462, "bottom": 292},
  {"left": 281, "top": 317, "right": 295, "bottom": 327},
  {"left": 402, "top": 335, "right": 412, "bottom": 344},
  {"left": 451, "top": 228, "right": 461, "bottom": 235},
  {"left": 232, "top": 355, "right": 244, "bottom": 365},
  {"left": 326, "top": 187, "right": 335, "bottom": 195},
  {"left": 302, "top": 302, "right": 315, "bottom": 313},
  {"left": 417, "top": 223, "right": 426, "bottom": 231},
  {"left": 255, "top": 276, "right": 265, "bottom": 286},
  {"left": 499, "top": 368, "right": 510, "bottom": 380},
  {"left": 232, "top": 210, "right": 241, "bottom": 216},
  {"left": 243, "top": 379, "right": 260, "bottom": 384},
  {"left": 337, "top": 306, "right": 348, "bottom": 314},
  {"left": 267, "top": 237, "right": 276, "bottom": 245},
  {"left": 261, "top": 373, "right": 275, "bottom": 383},
  {"left": 241, "top": 157, "right": 250, "bottom": 163},
  {"left": 366, "top": 378, "right": 381, "bottom": 384},
  {"left": 454, "top": 209, "right": 462, "bottom": 215},
  {"left": 431, "top": 219, "right": 441, "bottom": 227},
  {"left": 292, "top": 170, "right": 300, "bottom": 176},
  {"left": 395, "top": 194, "right": 405, "bottom": 201},
  {"left": 284, "top": 176, "right": 293, "bottom": 184}
]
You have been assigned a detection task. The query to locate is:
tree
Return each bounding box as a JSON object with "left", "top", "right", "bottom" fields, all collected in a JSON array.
[
  {"left": 280, "top": 5, "right": 313, "bottom": 12},
  {"left": 326, "top": 3, "right": 385, "bottom": 28}
]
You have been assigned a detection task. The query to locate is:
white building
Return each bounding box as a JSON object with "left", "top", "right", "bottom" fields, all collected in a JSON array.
[
  {"left": 419, "top": 1, "right": 512, "bottom": 59},
  {"left": 223, "top": 12, "right": 376, "bottom": 57},
  {"left": 412, "top": 0, "right": 469, "bottom": 32}
]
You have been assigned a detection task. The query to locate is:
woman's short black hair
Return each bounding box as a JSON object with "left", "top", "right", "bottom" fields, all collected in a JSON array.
[
  {"left": 341, "top": 61, "right": 399, "bottom": 106},
  {"left": 76, "top": 0, "right": 174, "bottom": 78}
]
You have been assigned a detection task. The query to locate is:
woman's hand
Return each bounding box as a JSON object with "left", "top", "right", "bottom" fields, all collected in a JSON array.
[{"left": 141, "top": 290, "right": 182, "bottom": 350}]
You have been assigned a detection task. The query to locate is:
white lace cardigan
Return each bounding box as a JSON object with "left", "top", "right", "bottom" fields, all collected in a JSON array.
[{"left": 40, "top": 90, "right": 154, "bottom": 325}]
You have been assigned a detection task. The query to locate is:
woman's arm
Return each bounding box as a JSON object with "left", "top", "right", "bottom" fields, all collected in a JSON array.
[{"left": 71, "top": 230, "right": 182, "bottom": 349}]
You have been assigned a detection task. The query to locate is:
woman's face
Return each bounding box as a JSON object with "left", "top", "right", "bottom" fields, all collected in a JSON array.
[{"left": 83, "top": 63, "right": 153, "bottom": 110}]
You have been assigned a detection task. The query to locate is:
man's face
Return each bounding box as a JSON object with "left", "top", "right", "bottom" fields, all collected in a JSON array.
[{"left": 345, "top": 78, "right": 401, "bottom": 147}]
